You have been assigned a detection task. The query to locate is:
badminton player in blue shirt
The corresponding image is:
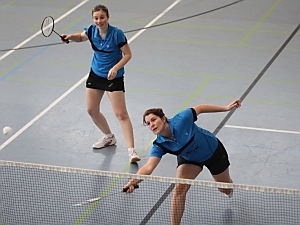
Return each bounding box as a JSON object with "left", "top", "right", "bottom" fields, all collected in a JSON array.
[
  {"left": 124, "top": 99, "right": 241, "bottom": 225},
  {"left": 61, "top": 4, "right": 140, "bottom": 162}
]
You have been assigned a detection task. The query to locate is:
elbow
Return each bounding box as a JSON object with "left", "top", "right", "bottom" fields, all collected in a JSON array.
[{"left": 127, "top": 53, "right": 132, "bottom": 60}]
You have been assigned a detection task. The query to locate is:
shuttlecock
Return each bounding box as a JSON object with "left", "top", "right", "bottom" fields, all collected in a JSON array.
[{"left": 3, "top": 126, "right": 12, "bottom": 135}]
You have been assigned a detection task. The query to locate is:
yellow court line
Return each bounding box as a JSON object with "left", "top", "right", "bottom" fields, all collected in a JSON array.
[{"left": 238, "top": 0, "right": 282, "bottom": 46}]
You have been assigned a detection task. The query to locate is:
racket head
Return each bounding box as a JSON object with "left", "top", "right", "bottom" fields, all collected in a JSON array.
[{"left": 41, "top": 16, "right": 54, "bottom": 37}]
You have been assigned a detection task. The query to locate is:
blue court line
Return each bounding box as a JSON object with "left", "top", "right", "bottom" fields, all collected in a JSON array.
[{"left": 0, "top": 15, "right": 92, "bottom": 82}]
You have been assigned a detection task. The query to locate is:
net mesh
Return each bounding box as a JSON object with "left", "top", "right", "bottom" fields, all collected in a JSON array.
[{"left": 1, "top": 160, "right": 299, "bottom": 225}]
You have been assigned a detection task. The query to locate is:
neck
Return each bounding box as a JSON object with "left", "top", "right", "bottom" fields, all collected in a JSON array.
[
  {"left": 99, "top": 24, "right": 108, "bottom": 35},
  {"left": 160, "top": 123, "right": 174, "bottom": 140}
]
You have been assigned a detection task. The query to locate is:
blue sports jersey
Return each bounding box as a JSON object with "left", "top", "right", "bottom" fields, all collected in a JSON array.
[
  {"left": 150, "top": 108, "right": 218, "bottom": 162},
  {"left": 84, "top": 24, "right": 127, "bottom": 78}
]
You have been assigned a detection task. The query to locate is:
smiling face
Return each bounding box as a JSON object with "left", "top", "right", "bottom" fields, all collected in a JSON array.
[{"left": 92, "top": 10, "right": 109, "bottom": 29}]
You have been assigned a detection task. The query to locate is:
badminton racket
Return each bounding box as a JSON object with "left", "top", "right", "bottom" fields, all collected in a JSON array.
[
  {"left": 73, "top": 185, "right": 139, "bottom": 206},
  {"left": 41, "top": 16, "right": 69, "bottom": 43}
]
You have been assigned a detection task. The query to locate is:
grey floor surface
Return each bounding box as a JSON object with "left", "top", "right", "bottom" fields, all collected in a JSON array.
[{"left": 0, "top": 0, "right": 299, "bottom": 224}]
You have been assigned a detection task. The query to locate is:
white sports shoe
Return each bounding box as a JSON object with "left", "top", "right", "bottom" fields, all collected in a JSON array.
[
  {"left": 128, "top": 149, "right": 141, "bottom": 163},
  {"left": 92, "top": 135, "right": 117, "bottom": 149}
]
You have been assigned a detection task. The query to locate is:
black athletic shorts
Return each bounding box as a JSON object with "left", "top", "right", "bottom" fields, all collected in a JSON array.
[
  {"left": 177, "top": 139, "right": 230, "bottom": 175},
  {"left": 86, "top": 69, "right": 125, "bottom": 92}
]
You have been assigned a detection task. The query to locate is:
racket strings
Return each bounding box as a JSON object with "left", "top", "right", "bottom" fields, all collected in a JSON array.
[{"left": 41, "top": 17, "right": 54, "bottom": 37}]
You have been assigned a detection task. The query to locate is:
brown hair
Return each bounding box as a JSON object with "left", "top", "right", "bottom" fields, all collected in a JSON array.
[
  {"left": 92, "top": 4, "right": 109, "bottom": 17},
  {"left": 143, "top": 108, "right": 167, "bottom": 125}
]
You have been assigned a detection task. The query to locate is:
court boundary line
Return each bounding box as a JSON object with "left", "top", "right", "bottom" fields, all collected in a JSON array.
[
  {"left": 0, "top": 0, "right": 90, "bottom": 61},
  {"left": 225, "top": 125, "right": 300, "bottom": 135}
]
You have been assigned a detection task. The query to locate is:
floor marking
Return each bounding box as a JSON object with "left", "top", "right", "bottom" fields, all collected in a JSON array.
[
  {"left": 2, "top": 0, "right": 17, "bottom": 8},
  {"left": 213, "top": 22, "right": 300, "bottom": 135},
  {"left": 238, "top": 0, "right": 282, "bottom": 46},
  {"left": 225, "top": 125, "right": 300, "bottom": 135},
  {"left": 0, "top": 0, "right": 90, "bottom": 61},
  {"left": 0, "top": 75, "right": 88, "bottom": 151}
]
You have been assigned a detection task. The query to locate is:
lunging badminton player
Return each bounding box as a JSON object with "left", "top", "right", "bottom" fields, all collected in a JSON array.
[{"left": 124, "top": 99, "right": 241, "bottom": 225}]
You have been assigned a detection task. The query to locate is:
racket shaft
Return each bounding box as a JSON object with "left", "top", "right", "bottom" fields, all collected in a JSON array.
[
  {"left": 52, "top": 30, "right": 69, "bottom": 43},
  {"left": 73, "top": 185, "right": 139, "bottom": 206}
]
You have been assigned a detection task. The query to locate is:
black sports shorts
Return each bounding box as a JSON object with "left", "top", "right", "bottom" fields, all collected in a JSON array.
[
  {"left": 86, "top": 68, "right": 125, "bottom": 92},
  {"left": 177, "top": 139, "right": 230, "bottom": 175}
]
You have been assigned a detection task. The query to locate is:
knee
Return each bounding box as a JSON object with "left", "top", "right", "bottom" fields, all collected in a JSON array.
[
  {"left": 115, "top": 111, "right": 129, "bottom": 121},
  {"left": 86, "top": 106, "right": 99, "bottom": 117}
]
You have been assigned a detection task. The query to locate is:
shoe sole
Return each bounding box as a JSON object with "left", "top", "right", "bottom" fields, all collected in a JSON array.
[
  {"left": 130, "top": 156, "right": 141, "bottom": 163},
  {"left": 92, "top": 141, "right": 116, "bottom": 149}
]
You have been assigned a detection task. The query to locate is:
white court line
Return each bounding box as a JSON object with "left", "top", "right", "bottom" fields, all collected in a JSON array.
[
  {"left": 0, "top": 0, "right": 90, "bottom": 61},
  {"left": 225, "top": 125, "right": 300, "bottom": 135},
  {"left": 0, "top": 0, "right": 182, "bottom": 150}
]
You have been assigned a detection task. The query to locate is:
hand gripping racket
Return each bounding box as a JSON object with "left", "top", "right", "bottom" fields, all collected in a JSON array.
[
  {"left": 41, "top": 16, "right": 69, "bottom": 43},
  {"left": 73, "top": 185, "right": 139, "bottom": 206}
]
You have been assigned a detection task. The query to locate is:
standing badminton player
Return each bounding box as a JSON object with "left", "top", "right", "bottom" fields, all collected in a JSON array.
[
  {"left": 61, "top": 4, "right": 140, "bottom": 162},
  {"left": 124, "top": 99, "right": 241, "bottom": 225}
]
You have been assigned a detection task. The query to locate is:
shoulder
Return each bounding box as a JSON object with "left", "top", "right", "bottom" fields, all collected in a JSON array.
[
  {"left": 172, "top": 108, "right": 194, "bottom": 121},
  {"left": 84, "top": 24, "right": 96, "bottom": 32},
  {"left": 150, "top": 139, "right": 166, "bottom": 158},
  {"left": 109, "top": 25, "right": 124, "bottom": 35},
  {"left": 84, "top": 24, "right": 96, "bottom": 36}
]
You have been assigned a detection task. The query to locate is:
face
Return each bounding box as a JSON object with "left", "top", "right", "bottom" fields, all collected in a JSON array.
[
  {"left": 92, "top": 10, "right": 109, "bottom": 29},
  {"left": 144, "top": 113, "right": 166, "bottom": 135}
]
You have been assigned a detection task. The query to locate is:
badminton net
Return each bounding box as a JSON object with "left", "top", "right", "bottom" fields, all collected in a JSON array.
[{"left": 0, "top": 160, "right": 299, "bottom": 225}]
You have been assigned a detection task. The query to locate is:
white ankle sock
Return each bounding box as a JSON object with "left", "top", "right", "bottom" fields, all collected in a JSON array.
[
  {"left": 128, "top": 148, "right": 134, "bottom": 154},
  {"left": 104, "top": 133, "right": 113, "bottom": 138}
]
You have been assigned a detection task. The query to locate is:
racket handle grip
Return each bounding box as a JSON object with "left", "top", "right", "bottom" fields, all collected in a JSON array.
[
  {"left": 123, "top": 184, "right": 139, "bottom": 192},
  {"left": 60, "top": 36, "right": 69, "bottom": 44}
]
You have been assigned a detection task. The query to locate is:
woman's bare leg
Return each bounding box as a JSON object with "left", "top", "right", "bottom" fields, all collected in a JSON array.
[
  {"left": 107, "top": 91, "right": 134, "bottom": 148},
  {"left": 171, "top": 164, "right": 202, "bottom": 225},
  {"left": 212, "top": 167, "right": 233, "bottom": 195},
  {"left": 86, "top": 88, "right": 111, "bottom": 134}
]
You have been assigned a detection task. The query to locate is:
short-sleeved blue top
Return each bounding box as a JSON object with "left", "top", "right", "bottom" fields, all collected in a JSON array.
[
  {"left": 150, "top": 108, "right": 219, "bottom": 162},
  {"left": 84, "top": 24, "right": 127, "bottom": 78}
]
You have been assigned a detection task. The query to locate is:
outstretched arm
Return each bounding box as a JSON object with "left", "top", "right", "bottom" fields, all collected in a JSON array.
[
  {"left": 193, "top": 99, "right": 241, "bottom": 116},
  {"left": 61, "top": 31, "right": 88, "bottom": 43},
  {"left": 123, "top": 156, "right": 161, "bottom": 193}
]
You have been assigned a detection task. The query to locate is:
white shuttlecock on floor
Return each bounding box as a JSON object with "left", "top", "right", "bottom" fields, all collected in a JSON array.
[{"left": 3, "top": 126, "right": 13, "bottom": 135}]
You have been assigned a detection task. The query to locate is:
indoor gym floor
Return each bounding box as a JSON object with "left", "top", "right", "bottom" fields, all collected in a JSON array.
[{"left": 0, "top": 0, "right": 299, "bottom": 224}]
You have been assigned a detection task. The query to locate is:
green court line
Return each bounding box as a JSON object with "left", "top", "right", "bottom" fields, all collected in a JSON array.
[
  {"left": 238, "top": 0, "right": 282, "bottom": 46},
  {"left": 135, "top": 37, "right": 300, "bottom": 52},
  {"left": 196, "top": 94, "right": 300, "bottom": 107},
  {"left": 0, "top": 59, "right": 22, "bottom": 78},
  {"left": 30, "top": 0, "right": 79, "bottom": 31},
  {"left": 127, "top": 68, "right": 300, "bottom": 85},
  {"left": 2, "top": 0, "right": 16, "bottom": 8},
  {"left": 139, "top": 37, "right": 237, "bottom": 47},
  {"left": 74, "top": 76, "right": 213, "bottom": 224},
  {"left": 31, "top": 60, "right": 89, "bottom": 67},
  {"left": 119, "top": 19, "right": 292, "bottom": 35},
  {"left": 60, "top": 15, "right": 87, "bottom": 32},
  {"left": 6, "top": 77, "right": 75, "bottom": 87}
]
